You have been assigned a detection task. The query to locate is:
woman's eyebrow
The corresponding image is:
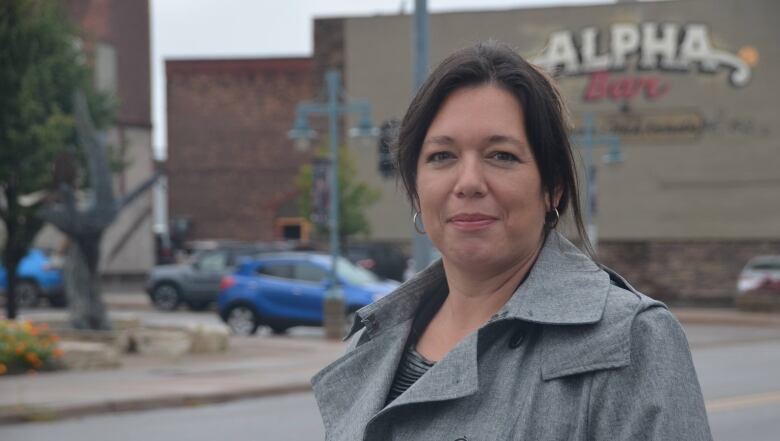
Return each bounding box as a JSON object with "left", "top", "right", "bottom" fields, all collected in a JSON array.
[
  {"left": 485, "top": 134, "right": 527, "bottom": 148},
  {"left": 423, "top": 135, "right": 456, "bottom": 146}
]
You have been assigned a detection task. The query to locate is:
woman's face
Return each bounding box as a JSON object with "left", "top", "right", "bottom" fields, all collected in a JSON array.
[{"left": 416, "top": 84, "right": 553, "bottom": 273}]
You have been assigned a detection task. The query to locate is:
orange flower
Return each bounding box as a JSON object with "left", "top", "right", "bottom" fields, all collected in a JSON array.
[
  {"left": 38, "top": 323, "right": 49, "bottom": 332},
  {"left": 15, "top": 344, "right": 26, "bottom": 355},
  {"left": 48, "top": 335, "right": 60, "bottom": 343},
  {"left": 53, "top": 348, "right": 64, "bottom": 359},
  {"left": 0, "top": 363, "right": 7, "bottom": 375},
  {"left": 25, "top": 352, "right": 41, "bottom": 367}
]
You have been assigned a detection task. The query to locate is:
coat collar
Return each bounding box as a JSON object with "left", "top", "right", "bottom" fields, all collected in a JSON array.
[{"left": 348, "top": 230, "right": 610, "bottom": 342}]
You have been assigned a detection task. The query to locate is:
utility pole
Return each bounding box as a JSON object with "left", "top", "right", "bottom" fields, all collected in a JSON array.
[
  {"left": 289, "top": 70, "right": 377, "bottom": 339},
  {"left": 411, "top": 0, "right": 435, "bottom": 272}
]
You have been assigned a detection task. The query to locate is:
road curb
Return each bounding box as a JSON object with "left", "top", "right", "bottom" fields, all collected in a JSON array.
[
  {"left": 0, "top": 381, "right": 313, "bottom": 425},
  {"left": 673, "top": 309, "right": 780, "bottom": 328}
]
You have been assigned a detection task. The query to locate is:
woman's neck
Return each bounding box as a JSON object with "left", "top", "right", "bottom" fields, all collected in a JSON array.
[
  {"left": 416, "top": 238, "right": 545, "bottom": 361},
  {"left": 441, "top": 248, "right": 539, "bottom": 330}
]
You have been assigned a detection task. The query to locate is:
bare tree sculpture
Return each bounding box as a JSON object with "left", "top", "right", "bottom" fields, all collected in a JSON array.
[{"left": 39, "top": 92, "right": 160, "bottom": 330}]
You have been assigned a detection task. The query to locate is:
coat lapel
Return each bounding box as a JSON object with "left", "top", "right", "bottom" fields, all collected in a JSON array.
[
  {"left": 311, "top": 318, "right": 411, "bottom": 439},
  {"left": 383, "top": 331, "right": 480, "bottom": 410}
]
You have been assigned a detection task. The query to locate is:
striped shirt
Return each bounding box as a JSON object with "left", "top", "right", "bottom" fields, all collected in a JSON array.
[
  {"left": 385, "top": 286, "right": 448, "bottom": 405},
  {"left": 386, "top": 345, "right": 436, "bottom": 403}
]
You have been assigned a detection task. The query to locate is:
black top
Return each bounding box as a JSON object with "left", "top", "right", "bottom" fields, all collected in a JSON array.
[{"left": 385, "top": 286, "right": 448, "bottom": 405}]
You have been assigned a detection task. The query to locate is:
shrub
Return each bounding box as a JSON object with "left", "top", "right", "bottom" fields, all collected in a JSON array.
[{"left": 0, "top": 319, "right": 63, "bottom": 375}]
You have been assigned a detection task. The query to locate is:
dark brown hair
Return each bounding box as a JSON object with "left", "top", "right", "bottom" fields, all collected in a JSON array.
[{"left": 395, "top": 40, "right": 592, "bottom": 253}]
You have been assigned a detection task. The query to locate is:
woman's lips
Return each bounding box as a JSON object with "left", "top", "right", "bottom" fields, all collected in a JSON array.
[{"left": 449, "top": 214, "right": 497, "bottom": 231}]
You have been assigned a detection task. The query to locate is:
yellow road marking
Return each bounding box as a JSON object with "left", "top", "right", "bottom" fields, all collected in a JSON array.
[{"left": 706, "top": 391, "right": 780, "bottom": 413}]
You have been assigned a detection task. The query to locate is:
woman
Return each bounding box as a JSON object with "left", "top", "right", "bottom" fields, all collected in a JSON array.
[{"left": 312, "top": 41, "right": 712, "bottom": 441}]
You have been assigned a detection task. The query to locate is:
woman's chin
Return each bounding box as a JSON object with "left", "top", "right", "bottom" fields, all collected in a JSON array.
[{"left": 442, "top": 244, "right": 499, "bottom": 269}]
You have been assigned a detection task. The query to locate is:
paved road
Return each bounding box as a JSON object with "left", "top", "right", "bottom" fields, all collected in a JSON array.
[
  {"left": 0, "top": 392, "right": 324, "bottom": 441},
  {"left": 2, "top": 322, "right": 779, "bottom": 440},
  {"left": 688, "top": 326, "right": 780, "bottom": 441}
]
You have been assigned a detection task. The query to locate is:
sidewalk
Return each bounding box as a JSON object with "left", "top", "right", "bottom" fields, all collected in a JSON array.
[
  {"left": 1, "top": 294, "right": 778, "bottom": 425},
  {"left": 0, "top": 332, "right": 346, "bottom": 424}
]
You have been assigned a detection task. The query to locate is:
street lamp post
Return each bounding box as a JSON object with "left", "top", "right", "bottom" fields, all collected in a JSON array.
[
  {"left": 411, "top": 0, "right": 436, "bottom": 273},
  {"left": 572, "top": 112, "right": 622, "bottom": 253},
  {"left": 288, "top": 69, "right": 377, "bottom": 339}
]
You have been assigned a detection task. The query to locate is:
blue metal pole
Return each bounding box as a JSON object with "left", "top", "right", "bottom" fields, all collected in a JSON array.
[
  {"left": 413, "top": 0, "right": 429, "bottom": 90},
  {"left": 582, "top": 112, "right": 600, "bottom": 251},
  {"left": 412, "top": 0, "right": 433, "bottom": 272},
  {"left": 325, "top": 70, "right": 341, "bottom": 298}
]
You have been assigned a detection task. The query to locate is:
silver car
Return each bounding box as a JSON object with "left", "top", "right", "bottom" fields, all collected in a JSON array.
[
  {"left": 737, "top": 255, "right": 780, "bottom": 294},
  {"left": 145, "top": 243, "right": 289, "bottom": 311}
]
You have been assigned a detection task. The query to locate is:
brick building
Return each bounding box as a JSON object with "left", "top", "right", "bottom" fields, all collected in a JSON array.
[{"left": 166, "top": 58, "right": 314, "bottom": 242}]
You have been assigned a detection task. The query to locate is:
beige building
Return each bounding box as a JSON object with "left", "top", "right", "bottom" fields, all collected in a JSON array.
[{"left": 313, "top": 0, "right": 779, "bottom": 302}]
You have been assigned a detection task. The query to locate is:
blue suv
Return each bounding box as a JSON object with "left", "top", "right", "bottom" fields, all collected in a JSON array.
[
  {"left": 217, "top": 252, "right": 399, "bottom": 335},
  {"left": 0, "top": 248, "right": 65, "bottom": 308}
]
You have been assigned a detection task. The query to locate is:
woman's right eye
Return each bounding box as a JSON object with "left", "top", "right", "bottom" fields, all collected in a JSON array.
[{"left": 426, "top": 151, "right": 454, "bottom": 163}]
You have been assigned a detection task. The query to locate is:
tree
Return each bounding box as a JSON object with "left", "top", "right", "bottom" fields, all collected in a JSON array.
[
  {"left": 296, "top": 147, "right": 381, "bottom": 244},
  {"left": 0, "top": 0, "right": 113, "bottom": 319}
]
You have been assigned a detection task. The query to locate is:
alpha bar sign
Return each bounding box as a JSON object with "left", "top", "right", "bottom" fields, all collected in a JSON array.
[{"left": 533, "top": 22, "right": 759, "bottom": 102}]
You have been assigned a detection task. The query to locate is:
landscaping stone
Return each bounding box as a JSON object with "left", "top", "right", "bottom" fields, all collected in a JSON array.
[
  {"left": 59, "top": 340, "right": 121, "bottom": 370},
  {"left": 131, "top": 329, "right": 192, "bottom": 357}
]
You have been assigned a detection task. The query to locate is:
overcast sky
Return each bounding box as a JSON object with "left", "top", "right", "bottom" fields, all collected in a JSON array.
[{"left": 150, "top": 0, "right": 613, "bottom": 158}]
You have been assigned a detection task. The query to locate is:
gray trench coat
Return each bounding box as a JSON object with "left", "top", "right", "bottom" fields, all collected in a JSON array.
[{"left": 312, "top": 232, "right": 713, "bottom": 441}]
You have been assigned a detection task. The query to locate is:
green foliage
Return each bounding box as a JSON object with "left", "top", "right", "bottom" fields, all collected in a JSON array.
[
  {"left": 0, "top": 0, "right": 113, "bottom": 192},
  {"left": 297, "top": 146, "right": 381, "bottom": 239},
  {"left": 0, "top": 0, "right": 114, "bottom": 318}
]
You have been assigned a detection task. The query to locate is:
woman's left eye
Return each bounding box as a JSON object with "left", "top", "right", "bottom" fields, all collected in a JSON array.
[{"left": 489, "top": 151, "right": 519, "bottom": 162}]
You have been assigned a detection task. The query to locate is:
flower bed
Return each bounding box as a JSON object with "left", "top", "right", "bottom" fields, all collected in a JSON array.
[{"left": 0, "top": 320, "right": 63, "bottom": 375}]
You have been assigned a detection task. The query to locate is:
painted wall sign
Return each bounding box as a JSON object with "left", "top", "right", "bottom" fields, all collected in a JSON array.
[
  {"left": 533, "top": 23, "right": 754, "bottom": 88},
  {"left": 571, "top": 112, "right": 704, "bottom": 144}
]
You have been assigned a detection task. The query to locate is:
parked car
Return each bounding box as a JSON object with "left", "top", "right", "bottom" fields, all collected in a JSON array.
[
  {"left": 0, "top": 248, "right": 65, "bottom": 308},
  {"left": 145, "top": 242, "right": 292, "bottom": 311},
  {"left": 344, "top": 243, "right": 407, "bottom": 282},
  {"left": 738, "top": 255, "right": 780, "bottom": 294},
  {"left": 217, "top": 252, "right": 400, "bottom": 335}
]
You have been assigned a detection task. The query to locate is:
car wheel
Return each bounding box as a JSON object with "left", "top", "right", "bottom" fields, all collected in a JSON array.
[
  {"left": 226, "top": 305, "right": 259, "bottom": 336},
  {"left": 270, "top": 325, "right": 289, "bottom": 335},
  {"left": 15, "top": 280, "right": 40, "bottom": 308},
  {"left": 151, "top": 283, "right": 181, "bottom": 311}
]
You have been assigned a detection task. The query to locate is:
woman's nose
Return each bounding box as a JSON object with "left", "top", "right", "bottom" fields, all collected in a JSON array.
[{"left": 453, "top": 156, "right": 487, "bottom": 198}]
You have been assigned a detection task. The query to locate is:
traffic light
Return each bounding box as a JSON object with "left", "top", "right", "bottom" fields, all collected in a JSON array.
[{"left": 378, "top": 119, "right": 399, "bottom": 178}]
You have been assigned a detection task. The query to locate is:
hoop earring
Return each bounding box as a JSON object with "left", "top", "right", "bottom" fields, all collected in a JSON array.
[
  {"left": 413, "top": 211, "right": 426, "bottom": 235},
  {"left": 545, "top": 207, "right": 560, "bottom": 229}
]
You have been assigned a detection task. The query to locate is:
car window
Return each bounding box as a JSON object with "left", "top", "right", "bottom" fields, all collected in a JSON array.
[
  {"left": 294, "top": 263, "right": 329, "bottom": 283},
  {"left": 229, "top": 249, "right": 258, "bottom": 266},
  {"left": 336, "top": 257, "right": 379, "bottom": 285},
  {"left": 750, "top": 262, "right": 780, "bottom": 271},
  {"left": 257, "top": 263, "right": 295, "bottom": 279},
  {"left": 197, "top": 251, "right": 228, "bottom": 271}
]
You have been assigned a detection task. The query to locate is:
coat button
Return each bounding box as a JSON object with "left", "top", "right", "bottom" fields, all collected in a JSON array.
[{"left": 508, "top": 326, "right": 526, "bottom": 349}]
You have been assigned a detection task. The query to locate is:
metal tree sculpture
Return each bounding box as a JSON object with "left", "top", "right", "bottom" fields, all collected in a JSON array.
[{"left": 39, "top": 92, "right": 160, "bottom": 330}]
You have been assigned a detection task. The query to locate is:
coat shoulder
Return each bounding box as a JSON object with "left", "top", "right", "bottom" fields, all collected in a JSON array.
[{"left": 541, "top": 270, "right": 669, "bottom": 380}]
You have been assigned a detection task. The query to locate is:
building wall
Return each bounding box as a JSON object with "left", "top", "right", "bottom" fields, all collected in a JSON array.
[
  {"left": 166, "top": 58, "right": 313, "bottom": 242},
  {"left": 314, "top": 0, "right": 780, "bottom": 301},
  {"left": 34, "top": 0, "right": 155, "bottom": 280}
]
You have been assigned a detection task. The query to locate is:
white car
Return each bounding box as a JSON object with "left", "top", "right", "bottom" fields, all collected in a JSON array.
[{"left": 737, "top": 255, "right": 780, "bottom": 294}]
